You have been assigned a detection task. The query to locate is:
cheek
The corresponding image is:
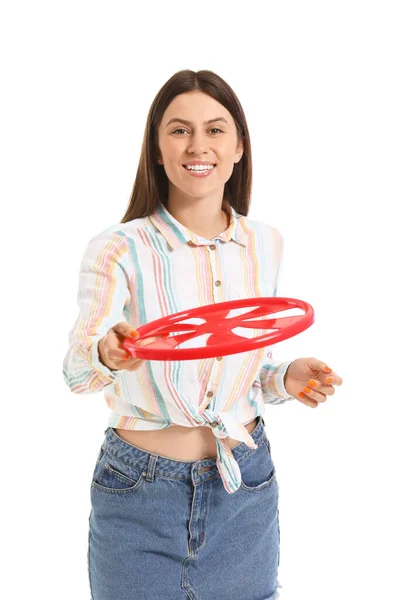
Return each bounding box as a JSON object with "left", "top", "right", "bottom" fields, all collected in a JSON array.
[
  {"left": 164, "top": 162, "right": 187, "bottom": 186},
  {"left": 159, "top": 139, "right": 182, "bottom": 163},
  {"left": 216, "top": 160, "right": 236, "bottom": 179}
]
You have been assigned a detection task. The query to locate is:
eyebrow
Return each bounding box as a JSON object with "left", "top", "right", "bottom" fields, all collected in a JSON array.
[{"left": 165, "top": 117, "right": 229, "bottom": 128}]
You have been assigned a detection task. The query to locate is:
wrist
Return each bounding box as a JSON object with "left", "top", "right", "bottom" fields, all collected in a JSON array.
[
  {"left": 98, "top": 337, "right": 108, "bottom": 368},
  {"left": 283, "top": 361, "right": 293, "bottom": 395}
]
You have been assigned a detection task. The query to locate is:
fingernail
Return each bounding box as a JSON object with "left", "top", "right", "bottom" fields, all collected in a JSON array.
[
  {"left": 298, "top": 392, "right": 305, "bottom": 398},
  {"left": 303, "top": 386, "right": 311, "bottom": 394},
  {"left": 324, "top": 366, "right": 332, "bottom": 373},
  {"left": 308, "top": 379, "right": 317, "bottom": 387},
  {"left": 325, "top": 377, "right": 332, "bottom": 385},
  {"left": 130, "top": 330, "right": 139, "bottom": 338}
]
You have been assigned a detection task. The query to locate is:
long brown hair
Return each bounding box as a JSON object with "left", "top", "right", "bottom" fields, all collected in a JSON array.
[{"left": 120, "top": 69, "right": 253, "bottom": 223}]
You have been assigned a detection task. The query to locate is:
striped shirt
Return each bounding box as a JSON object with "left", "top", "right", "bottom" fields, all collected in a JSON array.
[{"left": 63, "top": 201, "right": 296, "bottom": 494}]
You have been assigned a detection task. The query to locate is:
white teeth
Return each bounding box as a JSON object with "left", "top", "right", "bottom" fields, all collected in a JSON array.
[{"left": 185, "top": 164, "right": 214, "bottom": 171}]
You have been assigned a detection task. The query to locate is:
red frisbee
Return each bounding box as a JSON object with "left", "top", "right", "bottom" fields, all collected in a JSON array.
[{"left": 121, "top": 297, "right": 314, "bottom": 362}]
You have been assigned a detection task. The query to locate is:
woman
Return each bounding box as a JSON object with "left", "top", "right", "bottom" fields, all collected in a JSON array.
[{"left": 63, "top": 69, "right": 342, "bottom": 600}]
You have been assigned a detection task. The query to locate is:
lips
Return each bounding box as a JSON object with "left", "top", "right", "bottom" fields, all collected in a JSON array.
[
  {"left": 182, "top": 164, "right": 216, "bottom": 170},
  {"left": 182, "top": 162, "right": 216, "bottom": 167},
  {"left": 182, "top": 163, "right": 216, "bottom": 178}
]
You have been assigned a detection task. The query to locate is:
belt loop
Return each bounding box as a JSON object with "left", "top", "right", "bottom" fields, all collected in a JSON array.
[{"left": 145, "top": 453, "right": 158, "bottom": 482}]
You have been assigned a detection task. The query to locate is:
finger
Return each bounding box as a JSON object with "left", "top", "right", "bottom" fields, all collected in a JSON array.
[
  {"left": 123, "top": 333, "right": 168, "bottom": 346},
  {"left": 317, "top": 364, "right": 343, "bottom": 387},
  {"left": 112, "top": 322, "right": 140, "bottom": 339},
  {"left": 326, "top": 374, "right": 343, "bottom": 386},
  {"left": 105, "top": 349, "right": 133, "bottom": 364},
  {"left": 125, "top": 361, "right": 142, "bottom": 369},
  {"left": 297, "top": 393, "right": 320, "bottom": 408},
  {"left": 124, "top": 335, "right": 167, "bottom": 359},
  {"left": 307, "top": 357, "right": 333, "bottom": 376},
  {"left": 307, "top": 381, "right": 336, "bottom": 398},
  {"left": 124, "top": 336, "right": 166, "bottom": 370},
  {"left": 299, "top": 388, "right": 328, "bottom": 403},
  {"left": 133, "top": 335, "right": 164, "bottom": 347},
  {"left": 320, "top": 373, "right": 342, "bottom": 389}
]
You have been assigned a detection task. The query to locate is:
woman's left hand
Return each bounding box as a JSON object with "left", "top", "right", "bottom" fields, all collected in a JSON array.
[{"left": 284, "top": 357, "right": 343, "bottom": 408}]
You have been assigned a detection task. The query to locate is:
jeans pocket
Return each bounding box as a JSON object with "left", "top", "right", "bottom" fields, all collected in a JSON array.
[
  {"left": 91, "top": 450, "right": 145, "bottom": 494},
  {"left": 240, "top": 439, "right": 277, "bottom": 492}
]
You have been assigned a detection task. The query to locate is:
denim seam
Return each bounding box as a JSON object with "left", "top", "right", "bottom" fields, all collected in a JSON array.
[{"left": 101, "top": 433, "right": 269, "bottom": 482}]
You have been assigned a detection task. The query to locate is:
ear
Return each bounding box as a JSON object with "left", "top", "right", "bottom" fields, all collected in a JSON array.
[
  {"left": 235, "top": 140, "right": 244, "bottom": 163},
  {"left": 155, "top": 146, "right": 162, "bottom": 163}
]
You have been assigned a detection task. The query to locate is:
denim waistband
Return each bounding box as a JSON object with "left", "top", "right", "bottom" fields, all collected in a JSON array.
[{"left": 100, "top": 414, "right": 268, "bottom": 483}]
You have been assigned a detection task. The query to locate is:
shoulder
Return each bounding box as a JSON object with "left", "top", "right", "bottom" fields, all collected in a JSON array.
[
  {"left": 80, "top": 217, "right": 148, "bottom": 266},
  {"left": 90, "top": 215, "right": 151, "bottom": 242},
  {"left": 83, "top": 216, "right": 152, "bottom": 257},
  {"left": 239, "top": 213, "right": 284, "bottom": 245}
]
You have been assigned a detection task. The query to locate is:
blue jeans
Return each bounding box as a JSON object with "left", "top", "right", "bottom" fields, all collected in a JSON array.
[{"left": 88, "top": 415, "right": 282, "bottom": 599}]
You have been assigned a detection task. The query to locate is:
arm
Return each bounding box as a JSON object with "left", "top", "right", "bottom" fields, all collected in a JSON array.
[
  {"left": 62, "top": 231, "right": 131, "bottom": 394},
  {"left": 259, "top": 229, "right": 296, "bottom": 405},
  {"left": 260, "top": 359, "right": 295, "bottom": 405}
]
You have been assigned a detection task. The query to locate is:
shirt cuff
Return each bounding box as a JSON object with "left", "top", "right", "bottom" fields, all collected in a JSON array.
[
  {"left": 90, "top": 339, "right": 122, "bottom": 383},
  {"left": 275, "top": 360, "right": 296, "bottom": 399}
]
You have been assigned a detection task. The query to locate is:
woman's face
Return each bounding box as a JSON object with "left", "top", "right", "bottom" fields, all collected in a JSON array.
[{"left": 156, "top": 91, "right": 243, "bottom": 201}]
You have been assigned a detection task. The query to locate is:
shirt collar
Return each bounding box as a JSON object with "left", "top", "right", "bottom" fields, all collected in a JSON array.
[{"left": 148, "top": 201, "right": 248, "bottom": 250}]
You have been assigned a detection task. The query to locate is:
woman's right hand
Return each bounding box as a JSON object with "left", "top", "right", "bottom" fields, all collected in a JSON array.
[{"left": 98, "top": 321, "right": 167, "bottom": 372}]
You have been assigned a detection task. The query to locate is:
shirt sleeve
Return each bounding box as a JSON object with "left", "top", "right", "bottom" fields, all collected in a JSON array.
[
  {"left": 259, "top": 229, "right": 296, "bottom": 405},
  {"left": 63, "top": 231, "right": 131, "bottom": 394}
]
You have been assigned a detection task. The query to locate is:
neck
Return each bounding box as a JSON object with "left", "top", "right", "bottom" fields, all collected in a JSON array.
[{"left": 165, "top": 197, "right": 230, "bottom": 240}]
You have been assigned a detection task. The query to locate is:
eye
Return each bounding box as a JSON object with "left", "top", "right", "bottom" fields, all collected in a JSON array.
[{"left": 171, "top": 127, "right": 224, "bottom": 135}]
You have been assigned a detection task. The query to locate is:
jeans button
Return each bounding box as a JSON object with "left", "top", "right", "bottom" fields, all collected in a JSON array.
[{"left": 198, "top": 465, "right": 214, "bottom": 475}]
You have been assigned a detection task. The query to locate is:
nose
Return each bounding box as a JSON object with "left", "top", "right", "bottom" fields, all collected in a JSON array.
[{"left": 187, "top": 130, "right": 209, "bottom": 155}]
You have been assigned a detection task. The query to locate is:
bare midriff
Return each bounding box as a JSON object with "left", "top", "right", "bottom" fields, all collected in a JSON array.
[{"left": 114, "top": 416, "right": 259, "bottom": 461}]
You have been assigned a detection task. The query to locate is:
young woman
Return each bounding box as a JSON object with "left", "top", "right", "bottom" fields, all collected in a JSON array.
[{"left": 63, "top": 69, "right": 342, "bottom": 600}]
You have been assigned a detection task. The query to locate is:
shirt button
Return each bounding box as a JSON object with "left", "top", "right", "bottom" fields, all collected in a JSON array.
[
  {"left": 211, "top": 422, "right": 218, "bottom": 428},
  {"left": 216, "top": 356, "right": 222, "bottom": 361},
  {"left": 209, "top": 244, "right": 216, "bottom": 250},
  {"left": 207, "top": 391, "right": 214, "bottom": 398},
  {"left": 215, "top": 280, "right": 221, "bottom": 287}
]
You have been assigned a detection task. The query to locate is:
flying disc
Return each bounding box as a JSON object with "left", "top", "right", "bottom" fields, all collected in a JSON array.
[{"left": 121, "top": 297, "right": 314, "bottom": 361}]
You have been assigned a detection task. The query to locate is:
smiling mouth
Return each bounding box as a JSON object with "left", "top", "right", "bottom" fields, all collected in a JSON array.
[
  {"left": 182, "top": 164, "right": 216, "bottom": 171},
  {"left": 182, "top": 163, "right": 216, "bottom": 167}
]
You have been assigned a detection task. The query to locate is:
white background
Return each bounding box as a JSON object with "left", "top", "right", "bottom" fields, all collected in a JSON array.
[{"left": 1, "top": 1, "right": 402, "bottom": 598}]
